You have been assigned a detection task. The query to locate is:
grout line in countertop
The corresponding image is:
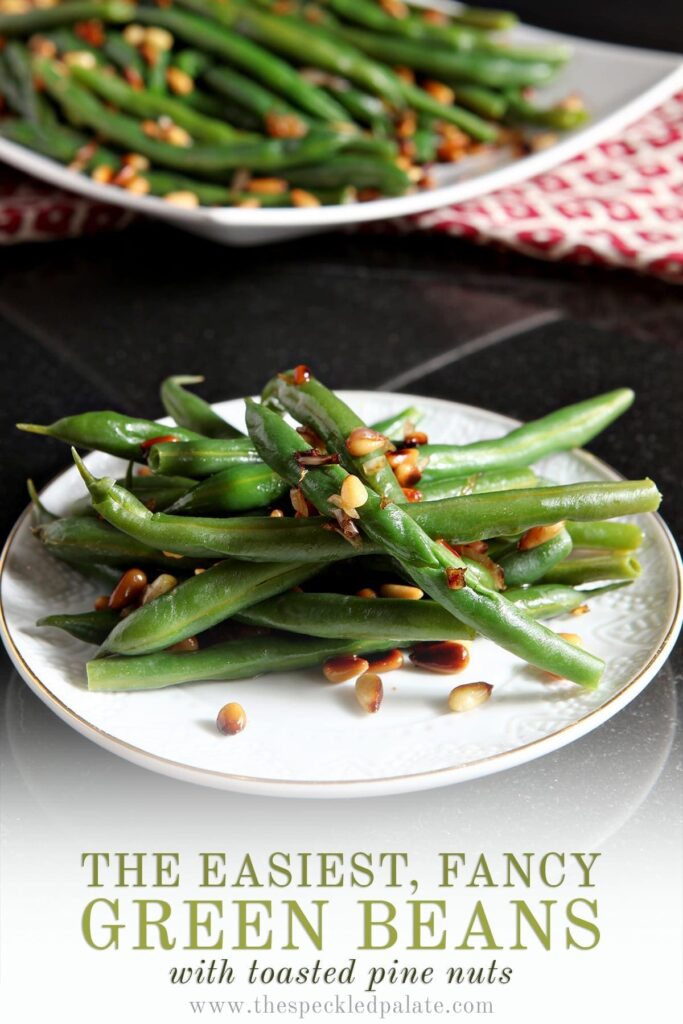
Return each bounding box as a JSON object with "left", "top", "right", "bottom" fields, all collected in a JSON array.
[{"left": 378, "top": 309, "right": 564, "bottom": 392}]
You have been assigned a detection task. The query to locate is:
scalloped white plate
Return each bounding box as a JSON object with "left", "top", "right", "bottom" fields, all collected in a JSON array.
[
  {"left": 0, "top": 19, "right": 681, "bottom": 245},
  {"left": 1, "top": 392, "right": 681, "bottom": 797}
]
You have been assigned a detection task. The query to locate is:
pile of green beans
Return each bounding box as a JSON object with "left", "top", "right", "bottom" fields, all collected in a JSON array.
[
  {"left": 0, "top": 1, "right": 588, "bottom": 208},
  {"left": 22, "top": 371, "right": 660, "bottom": 697}
]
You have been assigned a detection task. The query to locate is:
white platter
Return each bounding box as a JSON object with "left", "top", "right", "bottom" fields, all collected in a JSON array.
[
  {"left": 1, "top": 391, "right": 681, "bottom": 798},
  {"left": 0, "top": 19, "right": 681, "bottom": 245}
]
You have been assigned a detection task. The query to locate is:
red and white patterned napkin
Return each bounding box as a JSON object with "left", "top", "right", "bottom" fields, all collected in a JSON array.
[{"left": 1, "top": 91, "right": 681, "bottom": 280}]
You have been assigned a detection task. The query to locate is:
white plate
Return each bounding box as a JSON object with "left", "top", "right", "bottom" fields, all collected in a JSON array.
[
  {"left": 1, "top": 20, "right": 681, "bottom": 245},
  {"left": 1, "top": 392, "right": 681, "bottom": 798}
]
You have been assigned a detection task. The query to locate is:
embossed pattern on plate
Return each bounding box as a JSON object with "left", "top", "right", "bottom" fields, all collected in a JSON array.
[{"left": 1, "top": 393, "right": 681, "bottom": 797}]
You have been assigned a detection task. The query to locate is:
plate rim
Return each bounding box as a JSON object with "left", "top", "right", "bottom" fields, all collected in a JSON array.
[
  {"left": 0, "top": 29, "right": 681, "bottom": 234},
  {"left": 1, "top": 391, "right": 681, "bottom": 798}
]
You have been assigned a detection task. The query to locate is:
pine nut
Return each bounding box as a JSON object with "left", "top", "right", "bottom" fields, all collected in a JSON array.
[
  {"left": 144, "top": 26, "right": 174, "bottom": 52},
  {"left": 216, "top": 702, "right": 247, "bottom": 735},
  {"left": 323, "top": 655, "right": 369, "bottom": 684},
  {"left": 355, "top": 588, "right": 377, "bottom": 599},
  {"left": 345, "top": 427, "right": 388, "bottom": 457},
  {"left": 401, "top": 487, "right": 423, "bottom": 502},
  {"left": 290, "top": 487, "right": 311, "bottom": 517},
  {"left": 379, "top": 583, "right": 423, "bottom": 600},
  {"left": 403, "top": 430, "right": 429, "bottom": 446},
  {"left": 518, "top": 522, "right": 565, "bottom": 550},
  {"left": 270, "top": 509, "right": 285, "bottom": 518},
  {"left": 341, "top": 474, "right": 368, "bottom": 510},
  {"left": 123, "top": 23, "right": 145, "bottom": 46},
  {"left": 291, "top": 189, "right": 321, "bottom": 208},
  {"left": 64, "top": 50, "right": 97, "bottom": 69},
  {"left": 355, "top": 672, "right": 383, "bottom": 713},
  {"left": 94, "top": 595, "right": 110, "bottom": 611},
  {"left": 165, "top": 125, "right": 192, "bottom": 148},
  {"left": 126, "top": 175, "right": 150, "bottom": 195},
  {"left": 368, "top": 649, "right": 404, "bottom": 673},
  {"left": 163, "top": 190, "right": 199, "bottom": 207},
  {"left": 410, "top": 641, "right": 470, "bottom": 674},
  {"left": 168, "top": 636, "right": 199, "bottom": 652},
  {"left": 108, "top": 568, "right": 147, "bottom": 610},
  {"left": 424, "top": 80, "right": 455, "bottom": 106},
  {"left": 448, "top": 682, "right": 492, "bottom": 713},
  {"left": 123, "top": 152, "right": 150, "bottom": 171},
  {"left": 141, "top": 573, "right": 178, "bottom": 605},
  {"left": 166, "top": 66, "right": 193, "bottom": 96},
  {"left": 446, "top": 567, "right": 467, "bottom": 590},
  {"left": 264, "top": 112, "right": 308, "bottom": 138},
  {"left": 248, "top": 177, "right": 288, "bottom": 195},
  {"left": 91, "top": 164, "right": 114, "bottom": 184}
]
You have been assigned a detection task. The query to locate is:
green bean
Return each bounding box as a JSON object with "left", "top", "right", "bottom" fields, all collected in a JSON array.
[
  {"left": 166, "top": 463, "right": 288, "bottom": 514},
  {"left": 452, "top": 7, "right": 518, "bottom": 31},
  {"left": 134, "top": 5, "right": 350, "bottom": 122},
  {"left": 17, "top": 410, "right": 203, "bottom": 459},
  {"left": 325, "top": 83, "right": 392, "bottom": 134},
  {"left": 323, "top": 0, "right": 480, "bottom": 49},
  {"left": 180, "top": 0, "right": 405, "bottom": 104},
  {"left": 399, "top": 79, "right": 499, "bottom": 140},
  {"left": 73, "top": 452, "right": 367, "bottom": 562},
  {"left": 99, "top": 557, "right": 325, "bottom": 656},
  {"left": 370, "top": 406, "right": 423, "bottom": 439},
  {"left": 4, "top": 41, "right": 47, "bottom": 124},
  {"left": 263, "top": 369, "right": 404, "bottom": 501},
  {"left": 147, "top": 438, "right": 260, "bottom": 477},
  {"left": 69, "top": 63, "right": 255, "bottom": 144},
  {"left": 284, "top": 154, "right": 410, "bottom": 194},
  {"left": 505, "top": 90, "right": 588, "bottom": 130},
  {"left": 542, "top": 554, "right": 642, "bottom": 586},
  {"left": 412, "top": 117, "right": 438, "bottom": 163},
  {"left": 239, "top": 593, "right": 476, "bottom": 641},
  {"left": 419, "top": 389, "right": 635, "bottom": 478},
  {"left": 86, "top": 633, "right": 374, "bottom": 691},
  {"left": 0, "top": 1, "right": 134, "bottom": 36},
  {"left": 0, "top": 54, "right": 24, "bottom": 117},
  {"left": 203, "top": 64, "right": 298, "bottom": 121},
  {"left": 245, "top": 398, "right": 604, "bottom": 687},
  {"left": 173, "top": 49, "right": 215, "bottom": 79},
  {"left": 34, "top": 515, "right": 206, "bottom": 571},
  {"left": 38, "top": 610, "right": 120, "bottom": 646},
  {"left": 451, "top": 82, "right": 508, "bottom": 120},
  {"left": 566, "top": 520, "right": 644, "bottom": 551},
  {"left": 36, "top": 57, "right": 348, "bottom": 173},
  {"left": 27, "top": 478, "right": 58, "bottom": 525},
  {"left": 102, "top": 30, "right": 147, "bottom": 79},
  {"left": 498, "top": 528, "right": 573, "bottom": 586},
  {"left": 419, "top": 467, "right": 537, "bottom": 501},
  {"left": 66, "top": 473, "right": 196, "bottom": 516},
  {"left": 238, "top": 581, "right": 626, "bottom": 639},
  {"left": 410, "top": 480, "right": 660, "bottom": 542},
  {"left": 160, "top": 375, "right": 243, "bottom": 439},
  {"left": 145, "top": 172, "right": 342, "bottom": 206},
  {"left": 337, "top": 26, "right": 558, "bottom": 88}
]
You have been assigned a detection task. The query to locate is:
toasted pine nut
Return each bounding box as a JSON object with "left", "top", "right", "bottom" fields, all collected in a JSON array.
[
  {"left": 448, "top": 682, "right": 492, "bottom": 713},
  {"left": 64, "top": 50, "right": 97, "bottom": 69},
  {"left": 410, "top": 641, "right": 470, "bottom": 674},
  {"left": 94, "top": 595, "right": 110, "bottom": 611},
  {"left": 248, "top": 177, "right": 288, "bottom": 195},
  {"left": 126, "top": 175, "right": 150, "bottom": 195},
  {"left": 368, "top": 649, "right": 404, "bottom": 673},
  {"left": 380, "top": 0, "right": 408, "bottom": 17},
  {"left": 387, "top": 447, "right": 422, "bottom": 486},
  {"left": 123, "top": 23, "right": 145, "bottom": 46},
  {"left": 355, "top": 672, "right": 383, "bottom": 713},
  {"left": 291, "top": 188, "right": 321, "bottom": 208},
  {"left": 166, "top": 65, "right": 194, "bottom": 95},
  {"left": 518, "top": 522, "right": 565, "bottom": 550},
  {"left": 379, "top": 583, "right": 423, "bottom": 601},
  {"left": 168, "top": 636, "right": 199, "bottom": 653},
  {"left": 141, "top": 573, "right": 178, "bottom": 605},
  {"left": 237, "top": 198, "right": 261, "bottom": 208},
  {"left": 163, "top": 190, "right": 200, "bottom": 207},
  {"left": 345, "top": 427, "right": 388, "bottom": 457},
  {"left": 122, "top": 152, "right": 150, "bottom": 171},
  {"left": 108, "top": 568, "right": 147, "bottom": 610},
  {"left": 571, "top": 604, "right": 590, "bottom": 616},
  {"left": 356, "top": 588, "right": 377, "bottom": 599},
  {"left": 265, "top": 111, "right": 308, "bottom": 138},
  {"left": 161, "top": 550, "right": 184, "bottom": 559},
  {"left": 270, "top": 508, "right": 285, "bottom": 518},
  {"left": 141, "top": 119, "right": 161, "bottom": 139},
  {"left": 91, "top": 164, "right": 114, "bottom": 184},
  {"left": 446, "top": 567, "right": 467, "bottom": 590},
  {"left": 290, "top": 487, "right": 310, "bottom": 517},
  {"left": 216, "top": 701, "right": 246, "bottom": 735},
  {"left": 323, "top": 654, "right": 369, "bottom": 684},
  {"left": 341, "top": 474, "right": 368, "bottom": 511},
  {"left": 165, "top": 125, "right": 192, "bottom": 147},
  {"left": 401, "top": 487, "right": 423, "bottom": 503},
  {"left": 530, "top": 132, "right": 559, "bottom": 152},
  {"left": 144, "top": 26, "right": 174, "bottom": 51},
  {"left": 424, "top": 80, "right": 455, "bottom": 106},
  {"left": 403, "top": 430, "right": 429, "bottom": 446},
  {"left": 394, "top": 65, "right": 415, "bottom": 84}
]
